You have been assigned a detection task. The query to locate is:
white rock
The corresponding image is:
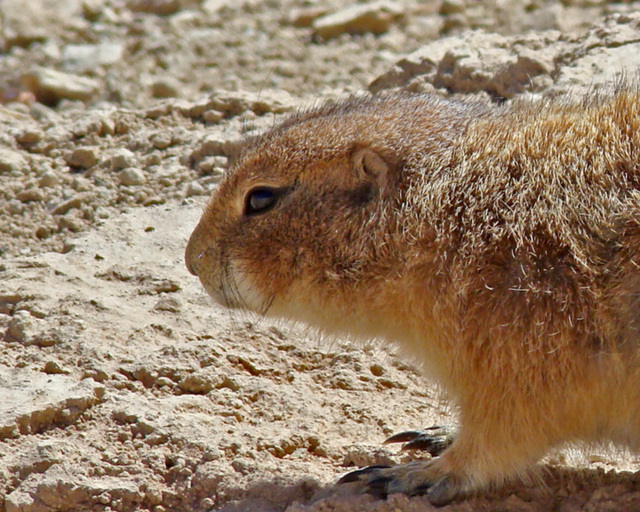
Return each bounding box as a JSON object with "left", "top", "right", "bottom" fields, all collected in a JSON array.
[
  {"left": 119, "top": 168, "right": 146, "bottom": 186},
  {"left": 62, "top": 43, "right": 125, "bottom": 72},
  {"left": 0, "top": 367, "right": 105, "bottom": 439},
  {"left": 7, "top": 310, "right": 44, "bottom": 344},
  {"left": 39, "top": 171, "right": 59, "bottom": 188},
  {"left": 0, "top": 148, "right": 28, "bottom": 173},
  {"left": 22, "top": 67, "right": 100, "bottom": 104},
  {"left": 110, "top": 148, "right": 137, "bottom": 171},
  {"left": 313, "top": 1, "right": 404, "bottom": 40}
]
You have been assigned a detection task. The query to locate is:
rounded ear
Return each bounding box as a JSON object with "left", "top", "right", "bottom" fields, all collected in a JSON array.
[{"left": 352, "top": 146, "right": 390, "bottom": 189}]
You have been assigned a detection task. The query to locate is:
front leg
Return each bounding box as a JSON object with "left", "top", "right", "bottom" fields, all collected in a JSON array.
[{"left": 338, "top": 415, "right": 550, "bottom": 506}]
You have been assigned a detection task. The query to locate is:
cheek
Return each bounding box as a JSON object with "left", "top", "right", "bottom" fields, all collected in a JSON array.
[{"left": 234, "top": 237, "right": 300, "bottom": 298}]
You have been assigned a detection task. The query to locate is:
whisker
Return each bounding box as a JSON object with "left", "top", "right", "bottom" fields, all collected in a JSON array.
[{"left": 219, "top": 255, "right": 244, "bottom": 329}]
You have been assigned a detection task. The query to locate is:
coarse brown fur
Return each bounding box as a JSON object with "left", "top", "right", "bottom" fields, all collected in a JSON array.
[{"left": 185, "top": 89, "right": 640, "bottom": 505}]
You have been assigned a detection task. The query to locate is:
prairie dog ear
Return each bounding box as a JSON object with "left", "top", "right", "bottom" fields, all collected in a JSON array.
[{"left": 352, "top": 146, "right": 390, "bottom": 188}]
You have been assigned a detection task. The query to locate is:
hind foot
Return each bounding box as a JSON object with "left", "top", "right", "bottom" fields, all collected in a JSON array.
[{"left": 337, "top": 459, "right": 461, "bottom": 506}]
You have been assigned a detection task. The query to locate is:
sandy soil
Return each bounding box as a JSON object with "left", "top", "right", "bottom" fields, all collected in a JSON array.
[{"left": 3, "top": 1, "right": 640, "bottom": 511}]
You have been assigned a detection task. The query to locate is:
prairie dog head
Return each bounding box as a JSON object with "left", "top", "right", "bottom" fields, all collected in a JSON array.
[{"left": 185, "top": 94, "right": 474, "bottom": 334}]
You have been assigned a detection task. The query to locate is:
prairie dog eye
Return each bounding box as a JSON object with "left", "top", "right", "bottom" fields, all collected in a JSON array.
[{"left": 244, "top": 187, "right": 278, "bottom": 216}]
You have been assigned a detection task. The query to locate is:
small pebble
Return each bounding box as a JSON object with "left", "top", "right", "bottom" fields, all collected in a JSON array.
[
  {"left": 119, "top": 168, "right": 146, "bottom": 186},
  {"left": 66, "top": 146, "right": 100, "bottom": 169},
  {"left": 38, "top": 171, "right": 59, "bottom": 188},
  {"left": 155, "top": 377, "right": 173, "bottom": 387},
  {"left": 185, "top": 181, "right": 206, "bottom": 197},
  {"left": 17, "top": 188, "right": 45, "bottom": 203},
  {"left": 43, "top": 361, "right": 69, "bottom": 374},
  {"left": 110, "top": 148, "right": 137, "bottom": 171},
  {"left": 202, "top": 109, "right": 223, "bottom": 124},
  {"left": 151, "top": 132, "right": 172, "bottom": 150}
]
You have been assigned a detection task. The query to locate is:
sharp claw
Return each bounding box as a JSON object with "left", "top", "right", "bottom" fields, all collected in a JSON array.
[
  {"left": 337, "top": 465, "right": 392, "bottom": 485},
  {"left": 385, "top": 426, "right": 455, "bottom": 456},
  {"left": 402, "top": 436, "right": 449, "bottom": 454},
  {"left": 383, "top": 430, "right": 425, "bottom": 444},
  {"left": 401, "top": 436, "right": 438, "bottom": 452}
]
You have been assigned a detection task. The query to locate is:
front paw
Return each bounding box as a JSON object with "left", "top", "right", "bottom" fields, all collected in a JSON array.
[{"left": 337, "top": 460, "right": 461, "bottom": 506}]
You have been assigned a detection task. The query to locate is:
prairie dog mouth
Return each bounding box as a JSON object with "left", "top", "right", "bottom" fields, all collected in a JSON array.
[{"left": 208, "top": 260, "right": 269, "bottom": 313}]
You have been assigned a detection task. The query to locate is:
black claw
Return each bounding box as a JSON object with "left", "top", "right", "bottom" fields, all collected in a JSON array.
[
  {"left": 402, "top": 436, "right": 450, "bottom": 456},
  {"left": 384, "top": 426, "right": 454, "bottom": 456},
  {"left": 337, "top": 465, "right": 392, "bottom": 485},
  {"left": 384, "top": 430, "right": 425, "bottom": 444}
]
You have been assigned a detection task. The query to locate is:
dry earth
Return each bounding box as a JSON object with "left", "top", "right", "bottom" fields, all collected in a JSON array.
[{"left": 3, "top": 1, "right": 640, "bottom": 511}]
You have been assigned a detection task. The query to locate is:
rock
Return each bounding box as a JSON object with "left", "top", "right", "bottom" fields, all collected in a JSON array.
[
  {"left": 439, "top": 0, "right": 466, "bottom": 15},
  {"left": 191, "top": 132, "right": 246, "bottom": 162},
  {"left": 370, "top": 30, "right": 564, "bottom": 98},
  {"left": 204, "top": 89, "right": 297, "bottom": 117},
  {"left": 441, "top": 13, "right": 468, "bottom": 33},
  {"left": 0, "top": 148, "right": 28, "bottom": 173},
  {"left": 370, "top": 12, "right": 640, "bottom": 99},
  {"left": 202, "top": 109, "right": 223, "bottom": 123},
  {"left": 38, "top": 171, "right": 59, "bottom": 188},
  {"left": 312, "top": 1, "right": 404, "bottom": 40},
  {"left": 6, "top": 200, "right": 25, "bottom": 216},
  {"left": 196, "top": 154, "right": 228, "bottom": 175},
  {"left": 151, "top": 77, "right": 181, "bottom": 98},
  {"left": 62, "top": 43, "right": 125, "bottom": 73},
  {"left": 0, "top": 293, "right": 22, "bottom": 316},
  {"left": 550, "top": 14, "right": 640, "bottom": 96},
  {"left": 288, "top": 7, "right": 330, "bottom": 28},
  {"left": 110, "top": 148, "right": 137, "bottom": 170},
  {"left": 185, "top": 181, "right": 206, "bottom": 197},
  {"left": 15, "top": 128, "right": 42, "bottom": 146},
  {"left": 202, "top": 0, "right": 241, "bottom": 14},
  {"left": 5, "top": 469, "right": 143, "bottom": 512},
  {"left": 179, "top": 373, "right": 214, "bottom": 394},
  {"left": 155, "top": 376, "right": 173, "bottom": 387},
  {"left": 7, "top": 310, "right": 46, "bottom": 344},
  {"left": 119, "top": 168, "right": 147, "bottom": 186},
  {"left": 0, "top": 367, "right": 105, "bottom": 439},
  {"left": 65, "top": 146, "right": 100, "bottom": 169},
  {"left": 154, "top": 296, "right": 182, "bottom": 312},
  {"left": 0, "top": 0, "right": 84, "bottom": 48},
  {"left": 22, "top": 67, "right": 100, "bottom": 105},
  {"left": 126, "top": 0, "right": 182, "bottom": 16},
  {"left": 51, "top": 194, "right": 90, "bottom": 216},
  {"left": 43, "top": 361, "right": 71, "bottom": 375},
  {"left": 16, "top": 188, "right": 46, "bottom": 203},
  {"left": 150, "top": 131, "right": 173, "bottom": 149}
]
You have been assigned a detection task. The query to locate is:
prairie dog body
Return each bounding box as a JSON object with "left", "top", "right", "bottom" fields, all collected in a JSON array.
[{"left": 185, "top": 90, "right": 640, "bottom": 505}]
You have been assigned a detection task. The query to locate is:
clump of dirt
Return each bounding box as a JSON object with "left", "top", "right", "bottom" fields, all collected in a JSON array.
[{"left": 3, "top": 1, "right": 640, "bottom": 512}]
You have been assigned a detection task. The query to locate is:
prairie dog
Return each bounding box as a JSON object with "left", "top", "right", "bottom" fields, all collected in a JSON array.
[{"left": 185, "top": 90, "right": 640, "bottom": 505}]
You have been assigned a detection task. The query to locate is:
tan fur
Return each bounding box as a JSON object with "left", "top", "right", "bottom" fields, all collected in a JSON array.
[{"left": 185, "top": 89, "right": 640, "bottom": 504}]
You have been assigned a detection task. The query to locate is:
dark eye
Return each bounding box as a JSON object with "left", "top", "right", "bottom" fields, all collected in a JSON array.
[{"left": 245, "top": 187, "right": 278, "bottom": 216}]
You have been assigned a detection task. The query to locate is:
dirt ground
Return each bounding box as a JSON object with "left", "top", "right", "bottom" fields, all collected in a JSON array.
[{"left": 3, "top": 1, "right": 640, "bottom": 511}]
